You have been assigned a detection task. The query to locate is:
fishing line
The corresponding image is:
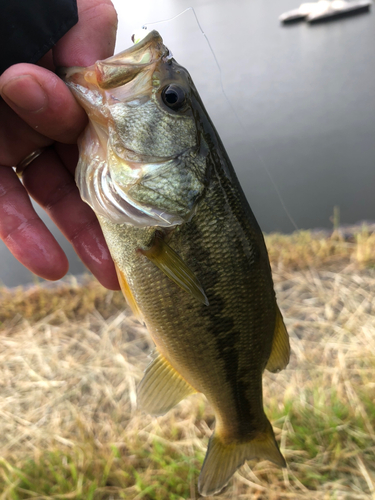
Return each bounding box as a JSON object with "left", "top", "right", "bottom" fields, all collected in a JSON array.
[{"left": 141, "top": 8, "right": 299, "bottom": 231}]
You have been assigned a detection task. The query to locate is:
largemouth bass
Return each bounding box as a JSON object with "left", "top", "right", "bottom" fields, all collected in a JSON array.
[{"left": 62, "top": 31, "right": 290, "bottom": 496}]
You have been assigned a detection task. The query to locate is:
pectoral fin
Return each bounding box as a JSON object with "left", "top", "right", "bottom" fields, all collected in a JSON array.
[
  {"left": 265, "top": 306, "right": 290, "bottom": 373},
  {"left": 137, "top": 352, "right": 196, "bottom": 416},
  {"left": 139, "top": 234, "right": 209, "bottom": 306}
]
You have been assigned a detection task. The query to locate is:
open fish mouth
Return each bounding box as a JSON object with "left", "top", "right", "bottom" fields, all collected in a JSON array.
[{"left": 60, "top": 31, "right": 169, "bottom": 89}]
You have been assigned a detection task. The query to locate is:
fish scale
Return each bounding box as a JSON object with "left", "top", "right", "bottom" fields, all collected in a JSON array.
[{"left": 62, "top": 29, "right": 291, "bottom": 496}]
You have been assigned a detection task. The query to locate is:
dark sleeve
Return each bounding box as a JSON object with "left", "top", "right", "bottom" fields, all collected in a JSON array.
[{"left": 0, "top": 0, "right": 78, "bottom": 74}]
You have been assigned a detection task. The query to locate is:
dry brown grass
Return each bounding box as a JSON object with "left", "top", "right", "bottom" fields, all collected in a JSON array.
[
  {"left": 0, "top": 276, "right": 126, "bottom": 325},
  {"left": 0, "top": 230, "right": 375, "bottom": 499},
  {"left": 265, "top": 226, "right": 375, "bottom": 271}
]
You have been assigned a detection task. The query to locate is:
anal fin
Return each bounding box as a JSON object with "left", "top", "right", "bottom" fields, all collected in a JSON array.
[
  {"left": 137, "top": 352, "right": 196, "bottom": 416},
  {"left": 266, "top": 305, "right": 290, "bottom": 373},
  {"left": 139, "top": 233, "right": 209, "bottom": 306}
]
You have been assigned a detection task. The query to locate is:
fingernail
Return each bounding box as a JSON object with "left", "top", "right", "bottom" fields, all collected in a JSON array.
[{"left": 1, "top": 75, "right": 47, "bottom": 113}]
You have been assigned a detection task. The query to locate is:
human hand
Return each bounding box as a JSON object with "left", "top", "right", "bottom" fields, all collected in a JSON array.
[{"left": 0, "top": 0, "right": 120, "bottom": 290}]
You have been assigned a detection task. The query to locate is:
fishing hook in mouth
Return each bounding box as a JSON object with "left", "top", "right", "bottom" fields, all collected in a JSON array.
[{"left": 165, "top": 49, "right": 174, "bottom": 61}]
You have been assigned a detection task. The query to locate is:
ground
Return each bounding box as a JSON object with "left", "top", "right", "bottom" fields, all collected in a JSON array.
[{"left": 0, "top": 227, "right": 374, "bottom": 499}]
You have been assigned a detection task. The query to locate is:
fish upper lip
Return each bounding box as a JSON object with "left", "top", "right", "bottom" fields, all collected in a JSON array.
[
  {"left": 59, "top": 30, "right": 170, "bottom": 90},
  {"left": 106, "top": 30, "right": 167, "bottom": 61}
]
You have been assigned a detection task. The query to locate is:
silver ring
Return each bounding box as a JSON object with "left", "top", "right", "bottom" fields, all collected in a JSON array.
[{"left": 16, "top": 148, "right": 46, "bottom": 176}]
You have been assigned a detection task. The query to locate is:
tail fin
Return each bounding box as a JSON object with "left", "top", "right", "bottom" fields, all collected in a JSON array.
[{"left": 198, "top": 419, "right": 285, "bottom": 497}]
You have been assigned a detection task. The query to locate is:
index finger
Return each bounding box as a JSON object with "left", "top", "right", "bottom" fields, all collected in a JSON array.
[
  {"left": 0, "top": 65, "right": 88, "bottom": 151},
  {"left": 53, "top": 0, "right": 118, "bottom": 68}
]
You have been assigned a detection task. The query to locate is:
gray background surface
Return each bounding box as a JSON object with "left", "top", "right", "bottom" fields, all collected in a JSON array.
[{"left": 1, "top": 0, "right": 374, "bottom": 287}]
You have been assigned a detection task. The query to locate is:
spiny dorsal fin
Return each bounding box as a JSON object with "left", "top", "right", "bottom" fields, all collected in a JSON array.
[
  {"left": 266, "top": 306, "right": 290, "bottom": 373},
  {"left": 137, "top": 352, "right": 196, "bottom": 416},
  {"left": 198, "top": 419, "right": 286, "bottom": 497},
  {"left": 139, "top": 233, "right": 209, "bottom": 306}
]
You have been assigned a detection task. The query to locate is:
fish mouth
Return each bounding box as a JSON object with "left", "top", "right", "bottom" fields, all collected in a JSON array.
[{"left": 59, "top": 31, "right": 169, "bottom": 91}]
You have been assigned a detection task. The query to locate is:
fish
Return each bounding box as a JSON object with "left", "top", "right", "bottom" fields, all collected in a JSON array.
[{"left": 61, "top": 30, "right": 290, "bottom": 496}]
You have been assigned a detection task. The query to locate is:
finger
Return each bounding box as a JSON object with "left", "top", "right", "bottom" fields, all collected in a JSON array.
[
  {"left": 0, "top": 63, "right": 87, "bottom": 145},
  {"left": 53, "top": 0, "right": 118, "bottom": 67},
  {"left": 0, "top": 99, "right": 53, "bottom": 167},
  {"left": 54, "top": 143, "right": 79, "bottom": 176},
  {"left": 37, "top": 51, "right": 55, "bottom": 72},
  {"left": 0, "top": 165, "right": 69, "bottom": 280},
  {"left": 23, "top": 147, "right": 120, "bottom": 290}
]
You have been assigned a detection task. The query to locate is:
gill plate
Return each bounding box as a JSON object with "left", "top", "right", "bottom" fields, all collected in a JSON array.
[{"left": 75, "top": 153, "right": 185, "bottom": 228}]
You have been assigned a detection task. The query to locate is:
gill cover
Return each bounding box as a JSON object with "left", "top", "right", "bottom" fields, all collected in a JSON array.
[{"left": 62, "top": 30, "right": 208, "bottom": 228}]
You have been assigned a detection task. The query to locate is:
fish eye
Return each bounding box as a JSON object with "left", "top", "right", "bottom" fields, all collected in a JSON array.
[{"left": 161, "top": 84, "right": 186, "bottom": 110}]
